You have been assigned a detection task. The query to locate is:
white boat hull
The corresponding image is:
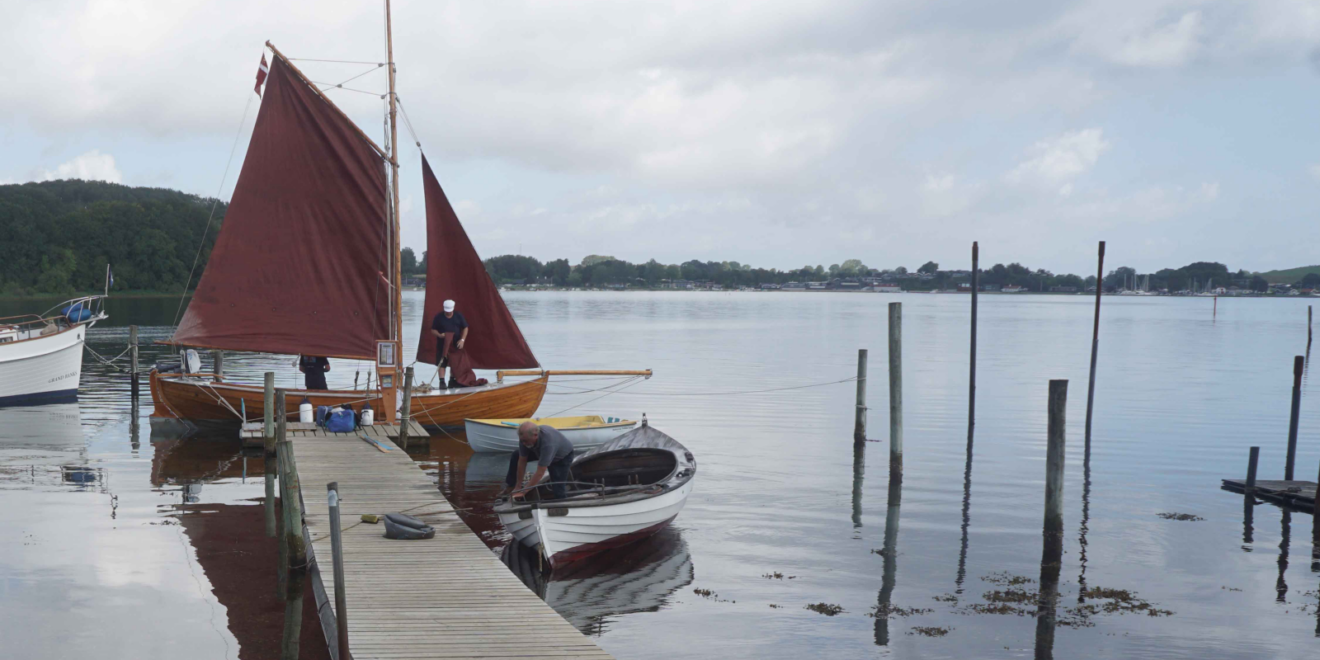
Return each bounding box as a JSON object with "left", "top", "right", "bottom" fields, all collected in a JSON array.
[
  {"left": 0, "top": 325, "right": 88, "bottom": 406},
  {"left": 499, "top": 480, "right": 693, "bottom": 567},
  {"left": 465, "top": 419, "right": 636, "bottom": 453}
]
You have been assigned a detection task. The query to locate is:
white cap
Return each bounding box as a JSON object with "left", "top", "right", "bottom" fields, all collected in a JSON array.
[{"left": 443, "top": 299, "right": 456, "bottom": 312}]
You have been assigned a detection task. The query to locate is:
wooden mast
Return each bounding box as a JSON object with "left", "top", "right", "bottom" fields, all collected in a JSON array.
[{"left": 386, "top": 0, "right": 402, "bottom": 348}]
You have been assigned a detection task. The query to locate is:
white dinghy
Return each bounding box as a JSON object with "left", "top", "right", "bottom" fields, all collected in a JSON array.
[
  {"left": 464, "top": 415, "right": 636, "bottom": 453},
  {"left": 494, "top": 420, "right": 696, "bottom": 568}
]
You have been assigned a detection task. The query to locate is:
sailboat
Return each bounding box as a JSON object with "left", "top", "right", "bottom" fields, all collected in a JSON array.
[{"left": 150, "top": 3, "right": 647, "bottom": 430}]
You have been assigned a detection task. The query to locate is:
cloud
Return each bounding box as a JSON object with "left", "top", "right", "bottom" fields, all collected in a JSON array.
[
  {"left": 1006, "top": 128, "right": 1109, "bottom": 186},
  {"left": 1310, "top": 164, "right": 1320, "bottom": 181},
  {"left": 42, "top": 150, "right": 122, "bottom": 183},
  {"left": 1107, "top": 11, "right": 1204, "bottom": 68}
]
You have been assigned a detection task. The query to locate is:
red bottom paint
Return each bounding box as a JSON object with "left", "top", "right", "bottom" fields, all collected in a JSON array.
[{"left": 547, "top": 517, "right": 677, "bottom": 567}]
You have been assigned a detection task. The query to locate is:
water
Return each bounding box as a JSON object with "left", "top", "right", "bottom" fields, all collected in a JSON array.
[{"left": 2, "top": 291, "right": 1319, "bottom": 658}]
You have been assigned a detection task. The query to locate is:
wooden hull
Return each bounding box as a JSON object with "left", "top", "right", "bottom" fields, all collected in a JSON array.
[
  {"left": 150, "top": 370, "right": 382, "bottom": 423},
  {"left": 408, "top": 377, "right": 548, "bottom": 429},
  {"left": 150, "top": 370, "right": 548, "bottom": 430}
]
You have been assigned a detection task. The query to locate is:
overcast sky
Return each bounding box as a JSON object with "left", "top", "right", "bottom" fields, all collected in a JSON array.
[{"left": 3, "top": 0, "right": 1319, "bottom": 275}]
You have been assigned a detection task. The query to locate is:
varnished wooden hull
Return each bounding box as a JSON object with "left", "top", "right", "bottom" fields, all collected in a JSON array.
[
  {"left": 150, "top": 370, "right": 382, "bottom": 423},
  {"left": 408, "top": 376, "right": 548, "bottom": 429},
  {"left": 150, "top": 370, "right": 548, "bottom": 430}
]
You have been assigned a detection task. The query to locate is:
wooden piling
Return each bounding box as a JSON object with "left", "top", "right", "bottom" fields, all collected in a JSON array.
[
  {"left": 1312, "top": 459, "right": 1319, "bottom": 560},
  {"left": 1286, "top": 355, "right": 1303, "bottom": 481},
  {"left": 398, "top": 366, "right": 414, "bottom": 449},
  {"left": 968, "top": 242, "right": 978, "bottom": 448},
  {"left": 327, "top": 482, "right": 349, "bottom": 660},
  {"left": 129, "top": 325, "right": 139, "bottom": 400},
  {"left": 1246, "top": 446, "right": 1260, "bottom": 492},
  {"left": 275, "top": 389, "right": 306, "bottom": 660},
  {"left": 1084, "top": 241, "right": 1104, "bottom": 450},
  {"left": 1045, "top": 380, "right": 1068, "bottom": 535},
  {"left": 213, "top": 350, "right": 224, "bottom": 380},
  {"left": 888, "top": 303, "right": 903, "bottom": 484},
  {"left": 275, "top": 388, "right": 289, "bottom": 600},
  {"left": 854, "top": 349, "right": 868, "bottom": 445},
  {"left": 263, "top": 373, "right": 276, "bottom": 439},
  {"left": 1309, "top": 306, "right": 1313, "bottom": 346},
  {"left": 1035, "top": 379, "right": 1068, "bottom": 660}
]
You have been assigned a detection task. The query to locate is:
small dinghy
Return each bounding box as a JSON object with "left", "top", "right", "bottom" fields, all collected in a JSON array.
[
  {"left": 494, "top": 420, "right": 695, "bottom": 567},
  {"left": 465, "top": 415, "right": 636, "bottom": 453}
]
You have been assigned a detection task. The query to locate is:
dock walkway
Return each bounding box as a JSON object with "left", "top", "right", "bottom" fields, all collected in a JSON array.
[
  {"left": 289, "top": 433, "right": 614, "bottom": 660},
  {"left": 1221, "top": 479, "right": 1317, "bottom": 511},
  {"left": 241, "top": 420, "right": 427, "bottom": 448}
]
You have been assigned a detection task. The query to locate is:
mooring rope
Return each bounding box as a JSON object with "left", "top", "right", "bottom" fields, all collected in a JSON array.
[{"left": 84, "top": 344, "right": 133, "bottom": 371}]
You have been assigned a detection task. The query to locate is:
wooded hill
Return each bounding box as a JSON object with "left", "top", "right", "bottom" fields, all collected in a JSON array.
[{"left": 0, "top": 180, "right": 225, "bottom": 296}]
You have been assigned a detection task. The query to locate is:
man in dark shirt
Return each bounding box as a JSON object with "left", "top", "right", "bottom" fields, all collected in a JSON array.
[
  {"left": 430, "top": 299, "right": 468, "bottom": 389},
  {"left": 297, "top": 355, "right": 330, "bottom": 390},
  {"left": 505, "top": 421, "right": 575, "bottom": 500}
]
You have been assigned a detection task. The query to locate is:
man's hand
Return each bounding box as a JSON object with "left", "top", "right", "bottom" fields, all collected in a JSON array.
[{"left": 511, "top": 487, "right": 530, "bottom": 500}]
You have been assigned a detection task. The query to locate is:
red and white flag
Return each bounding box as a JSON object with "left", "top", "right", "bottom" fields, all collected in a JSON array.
[{"left": 254, "top": 54, "right": 269, "bottom": 96}]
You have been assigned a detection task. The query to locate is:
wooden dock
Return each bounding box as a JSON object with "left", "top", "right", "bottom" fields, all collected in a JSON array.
[
  {"left": 1221, "top": 479, "right": 1317, "bottom": 511},
  {"left": 240, "top": 420, "right": 427, "bottom": 448},
  {"left": 289, "top": 432, "right": 614, "bottom": 660}
]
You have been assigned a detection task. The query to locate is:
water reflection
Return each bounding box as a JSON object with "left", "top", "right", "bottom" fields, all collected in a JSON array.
[
  {"left": 873, "top": 471, "right": 902, "bottom": 646},
  {"left": 1278, "top": 511, "right": 1292, "bottom": 603},
  {"left": 956, "top": 437, "right": 973, "bottom": 594},
  {"left": 851, "top": 441, "right": 864, "bottom": 529},
  {"left": 500, "top": 527, "right": 695, "bottom": 635}
]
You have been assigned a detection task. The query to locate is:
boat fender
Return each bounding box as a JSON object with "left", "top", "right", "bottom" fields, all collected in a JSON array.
[
  {"left": 62, "top": 303, "right": 91, "bottom": 323},
  {"left": 299, "top": 397, "right": 314, "bottom": 423},
  {"left": 383, "top": 513, "right": 435, "bottom": 540},
  {"left": 360, "top": 403, "right": 374, "bottom": 426},
  {"left": 183, "top": 349, "right": 201, "bottom": 375}
]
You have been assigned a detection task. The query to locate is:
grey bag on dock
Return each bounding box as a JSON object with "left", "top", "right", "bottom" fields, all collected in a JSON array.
[{"left": 383, "top": 513, "right": 435, "bottom": 540}]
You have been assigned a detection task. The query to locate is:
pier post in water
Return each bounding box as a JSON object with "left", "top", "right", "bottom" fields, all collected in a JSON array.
[
  {"left": 1035, "top": 379, "right": 1068, "bottom": 660},
  {"left": 1084, "top": 241, "right": 1105, "bottom": 451},
  {"left": 1245, "top": 446, "right": 1260, "bottom": 492},
  {"left": 128, "top": 325, "right": 139, "bottom": 400},
  {"left": 212, "top": 350, "right": 224, "bottom": 380},
  {"left": 263, "top": 373, "right": 277, "bottom": 538},
  {"left": 327, "top": 482, "right": 350, "bottom": 659},
  {"left": 854, "top": 349, "right": 868, "bottom": 445},
  {"left": 1286, "top": 355, "right": 1303, "bottom": 481},
  {"left": 398, "top": 366, "right": 414, "bottom": 449},
  {"left": 968, "top": 242, "right": 978, "bottom": 447},
  {"left": 275, "top": 390, "right": 306, "bottom": 660},
  {"left": 888, "top": 303, "right": 903, "bottom": 484}
]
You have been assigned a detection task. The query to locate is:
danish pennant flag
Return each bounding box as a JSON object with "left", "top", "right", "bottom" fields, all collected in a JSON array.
[{"left": 254, "top": 54, "right": 269, "bottom": 96}]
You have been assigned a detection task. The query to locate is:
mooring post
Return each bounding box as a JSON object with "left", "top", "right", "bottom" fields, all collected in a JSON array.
[
  {"left": 968, "top": 242, "right": 978, "bottom": 448},
  {"left": 1309, "top": 305, "right": 1313, "bottom": 346},
  {"left": 1311, "top": 459, "right": 1319, "bottom": 560},
  {"left": 398, "top": 366, "right": 414, "bottom": 449},
  {"left": 1246, "top": 446, "right": 1260, "bottom": 492},
  {"left": 264, "top": 372, "right": 276, "bottom": 439},
  {"left": 888, "top": 303, "right": 903, "bottom": 485},
  {"left": 1084, "top": 241, "right": 1105, "bottom": 451},
  {"left": 854, "top": 349, "right": 868, "bottom": 444},
  {"left": 1286, "top": 355, "right": 1303, "bottom": 481},
  {"left": 1035, "top": 379, "right": 1068, "bottom": 660},
  {"left": 327, "top": 482, "right": 350, "bottom": 659},
  {"left": 275, "top": 388, "right": 288, "bottom": 599},
  {"left": 276, "top": 391, "right": 306, "bottom": 660},
  {"left": 128, "top": 325, "right": 139, "bottom": 401},
  {"left": 213, "top": 350, "right": 224, "bottom": 380}
]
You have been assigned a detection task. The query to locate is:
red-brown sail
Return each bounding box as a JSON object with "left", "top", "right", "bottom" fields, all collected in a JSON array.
[
  {"left": 416, "top": 156, "right": 538, "bottom": 369},
  {"left": 170, "top": 56, "right": 391, "bottom": 360}
]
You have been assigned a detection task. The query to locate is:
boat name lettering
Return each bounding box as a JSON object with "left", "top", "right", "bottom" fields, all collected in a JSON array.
[
  {"left": 546, "top": 508, "right": 569, "bottom": 517},
  {"left": 48, "top": 371, "right": 78, "bottom": 384}
]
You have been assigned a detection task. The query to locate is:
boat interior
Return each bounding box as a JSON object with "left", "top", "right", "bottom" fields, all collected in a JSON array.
[{"left": 518, "top": 448, "right": 678, "bottom": 503}]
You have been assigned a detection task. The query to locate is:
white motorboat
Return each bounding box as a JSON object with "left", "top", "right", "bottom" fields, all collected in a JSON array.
[
  {"left": 465, "top": 415, "right": 637, "bottom": 453},
  {"left": 0, "top": 296, "right": 106, "bottom": 407},
  {"left": 494, "top": 421, "right": 695, "bottom": 568}
]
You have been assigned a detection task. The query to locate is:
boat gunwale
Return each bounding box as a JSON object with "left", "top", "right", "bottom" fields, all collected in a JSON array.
[
  {"left": 494, "top": 448, "right": 695, "bottom": 514},
  {"left": 465, "top": 416, "right": 637, "bottom": 432}
]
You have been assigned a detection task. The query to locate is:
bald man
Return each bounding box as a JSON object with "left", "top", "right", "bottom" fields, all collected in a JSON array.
[{"left": 504, "top": 421, "right": 576, "bottom": 500}]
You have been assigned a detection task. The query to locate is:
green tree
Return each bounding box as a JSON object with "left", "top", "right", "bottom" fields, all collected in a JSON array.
[
  {"left": 918, "top": 261, "right": 938, "bottom": 274},
  {"left": 400, "top": 247, "right": 418, "bottom": 276}
]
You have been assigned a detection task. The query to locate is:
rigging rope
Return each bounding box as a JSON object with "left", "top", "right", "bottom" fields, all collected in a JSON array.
[
  {"left": 396, "top": 96, "right": 422, "bottom": 148},
  {"left": 289, "top": 57, "right": 384, "bottom": 65},
  {"left": 172, "top": 89, "right": 256, "bottom": 332}
]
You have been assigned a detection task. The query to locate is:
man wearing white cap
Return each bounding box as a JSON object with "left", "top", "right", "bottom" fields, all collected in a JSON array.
[{"left": 430, "top": 299, "right": 468, "bottom": 389}]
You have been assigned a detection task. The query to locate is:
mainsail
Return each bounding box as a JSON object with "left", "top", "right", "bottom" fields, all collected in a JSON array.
[
  {"left": 416, "top": 156, "right": 538, "bottom": 369},
  {"left": 171, "top": 56, "right": 392, "bottom": 360}
]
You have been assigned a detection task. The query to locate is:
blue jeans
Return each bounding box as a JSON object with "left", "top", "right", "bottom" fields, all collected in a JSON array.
[{"left": 506, "top": 450, "right": 575, "bottom": 499}]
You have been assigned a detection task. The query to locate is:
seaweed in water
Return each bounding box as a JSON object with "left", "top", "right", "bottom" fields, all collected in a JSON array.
[
  {"left": 868, "top": 603, "right": 933, "bottom": 618},
  {"left": 762, "top": 572, "right": 785, "bottom": 580},
  {"left": 769, "top": 604, "right": 783, "bottom": 609},
  {"left": 932, "top": 593, "right": 959, "bottom": 604},
  {"left": 806, "top": 603, "right": 845, "bottom": 616},
  {"left": 908, "top": 626, "right": 952, "bottom": 637},
  {"left": 1156, "top": 512, "right": 1205, "bottom": 521}
]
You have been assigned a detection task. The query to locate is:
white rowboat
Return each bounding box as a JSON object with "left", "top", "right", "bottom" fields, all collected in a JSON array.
[
  {"left": 465, "top": 415, "right": 636, "bottom": 453},
  {"left": 494, "top": 421, "right": 695, "bottom": 567}
]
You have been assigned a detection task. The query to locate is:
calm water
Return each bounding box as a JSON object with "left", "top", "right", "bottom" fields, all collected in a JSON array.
[{"left": 2, "top": 291, "right": 1319, "bottom": 658}]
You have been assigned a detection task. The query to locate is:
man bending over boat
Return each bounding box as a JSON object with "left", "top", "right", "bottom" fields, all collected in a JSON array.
[
  {"left": 505, "top": 421, "right": 575, "bottom": 500},
  {"left": 430, "top": 299, "right": 468, "bottom": 389}
]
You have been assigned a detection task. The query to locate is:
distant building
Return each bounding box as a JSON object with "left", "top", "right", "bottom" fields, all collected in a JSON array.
[
  {"left": 783, "top": 281, "right": 805, "bottom": 290},
  {"left": 1050, "top": 286, "right": 1078, "bottom": 293},
  {"left": 980, "top": 284, "right": 1001, "bottom": 292},
  {"left": 807, "top": 281, "right": 827, "bottom": 290},
  {"left": 760, "top": 283, "right": 781, "bottom": 290},
  {"left": 873, "top": 283, "right": 901, "bottom": 293}
]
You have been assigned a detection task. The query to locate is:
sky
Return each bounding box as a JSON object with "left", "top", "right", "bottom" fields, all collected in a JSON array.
[{"left": 2, "top": 0, "right": 1319, "bottom": 276}]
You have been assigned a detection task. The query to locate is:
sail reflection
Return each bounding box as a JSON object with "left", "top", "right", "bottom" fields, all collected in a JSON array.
[{"left": 500, "top": 527, "right": 695, "bottom": 636}]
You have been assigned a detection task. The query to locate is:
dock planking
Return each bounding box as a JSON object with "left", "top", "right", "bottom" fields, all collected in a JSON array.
[
  {"left": 288, "top": 432, "right": 614, "bottom": 660},
  {"left": 240, "top": 420, "right": 428, "bottom": 447},
  {"left": 1221, "top": 479, "right": 1317, "bottom": 511}
]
